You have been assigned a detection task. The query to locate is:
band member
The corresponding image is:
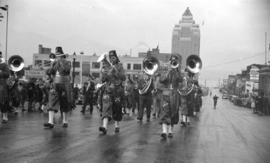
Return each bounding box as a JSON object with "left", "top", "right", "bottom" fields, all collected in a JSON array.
[
  {"left": 193, "top": 82, "right": 202, "bottom": 116},
  {"left": 44, "top": 47, "right": 72, "bottom": 128},
  {"left": 159, "top": 54, "right": 182, "bottom": 139},
  {"left": 98, "top": 50, "right": 126, "bottom": 134},
  {"left": 137, "top": 72, "right": 154, "bottom": 122},
  {"left": 180, "top": 69, "right": 194, "bottom": 126},
  {"left": 152, "top": 74, "right": 162, "bottom": 118},
  {"left": 124, "top": 76, "right": 136, "bottom": 116},
  {"left": 0, "top": 51, "right": 10, "bottom": 123},
  {"left": 81, "top": 75, "right": 95, "bottom": 114}
]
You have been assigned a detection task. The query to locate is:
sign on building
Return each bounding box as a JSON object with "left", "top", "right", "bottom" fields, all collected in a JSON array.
[
  {"left": 25, "top": 69, "right": 45, "bottom": 79},
  {"left": 250, "top": 65, "right": 259, "bottom": 82}
]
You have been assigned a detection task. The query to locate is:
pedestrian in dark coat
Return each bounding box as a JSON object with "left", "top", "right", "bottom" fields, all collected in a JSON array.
[{"left": 0, "top": 52, "right": 10, "bottom": 123}]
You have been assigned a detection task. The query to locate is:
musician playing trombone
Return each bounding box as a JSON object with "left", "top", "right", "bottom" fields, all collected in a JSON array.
[
  {"left": 44, "top": 47, "right": 72, "bottom": 128},
  {"left": 98, "top": 50, "right": 126, "bottom": 134},
  {"left": 0, "top": 51, "right": 10, "bottom": 123}
]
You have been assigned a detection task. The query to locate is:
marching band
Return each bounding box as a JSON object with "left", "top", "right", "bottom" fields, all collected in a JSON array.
[{"left": 0, "top": 47, "right": 203, "bottom": 140}]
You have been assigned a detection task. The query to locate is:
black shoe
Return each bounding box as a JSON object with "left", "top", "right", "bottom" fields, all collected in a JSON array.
[
  {"left": 168, "top": 133, "right": 173, "bottom": 138},
  {"left": 147, "top": 119, "right": 150, "bottom": 122},
  {"left": 187, "top": 122, "right": 190, "bottom": 125},
  {"left": 80, "top": 110, "right": 85, "bottom": 114},
  {"left": 115, "top": 127, "right": 120, "bottom": 133},
  {"left": 161, "top": 133, "right": 167, "bottom": 140},
  {"left": 137, "top": 118, "right": 142, "bottom": 122},
  {"left": 63, "top": 123, "right": 68, "bottom": 128},
  {"left": 2, "top": 119, "right": 8, "bottom": 124},
  {"left": 44, "top": 123, "right": 54, "bottom": 128},
  {"left": 99, "top": 127, "right": 107, "bottom": 135}
]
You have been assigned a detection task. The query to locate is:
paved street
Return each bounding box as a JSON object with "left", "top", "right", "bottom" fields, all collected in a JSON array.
[{"left": 1, "top": 90, "right": 270, "bottom": 163}]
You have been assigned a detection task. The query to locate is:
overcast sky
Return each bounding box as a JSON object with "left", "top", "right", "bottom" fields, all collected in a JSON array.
[{"left": 0, "top": 0, "right": 270, "bottom": 83}]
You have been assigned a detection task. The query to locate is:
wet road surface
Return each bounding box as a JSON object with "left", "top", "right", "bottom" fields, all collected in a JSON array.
[{"left": 1, "top": 91, "right": 270, "bottom": 163}]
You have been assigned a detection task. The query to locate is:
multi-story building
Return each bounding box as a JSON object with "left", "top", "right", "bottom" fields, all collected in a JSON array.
[
  {"left": 172, "top": 7, "right": 200, "bottom": 69},
  {"left": 32, "top": 45, "right": 144, "bottom": 87}
]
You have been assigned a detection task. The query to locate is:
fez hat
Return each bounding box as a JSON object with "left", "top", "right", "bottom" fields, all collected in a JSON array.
[
  {"left": 169, "top": 53, "right": 180, "bottom": 61},
  {"left": 109, "top": 50, "right": 119, "bottom": 61},
  {"left": 55, "top": 46, "right": 65, "bottom": 56}
]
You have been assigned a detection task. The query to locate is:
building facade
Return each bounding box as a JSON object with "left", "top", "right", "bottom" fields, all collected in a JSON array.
[
  {"left": 171, "top": 7, "right": 200, "bottom": 69},
  {"left": 32, "top": 45, "right": 144, "bottom": 87}
]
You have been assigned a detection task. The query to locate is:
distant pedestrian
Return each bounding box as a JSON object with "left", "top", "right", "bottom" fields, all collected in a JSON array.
[
  {"left": 250, "top": 95, "right": 256, "bottom": 113},
  {"left": 213, "top": 95, "right": 219, "bottom": 109}
]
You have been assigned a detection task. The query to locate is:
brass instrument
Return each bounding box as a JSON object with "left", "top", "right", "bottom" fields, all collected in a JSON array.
[
  {"left": 8, "top": 55, "right": 24, "bottom": 72},
  {"left": 95, "top": 53, "right": 111, "bottom": 89},
  {"left": 139, "top": 56, "right": 159, "bottom": 95},
  {"left": 0, "top": 57, "right": 4, "bottom": 63},
  {"left": 177, "top": 55, "right": 202, "bottom": 96},
  {"left": 49, "top": 53, "right": 56, "bottom": 62}
]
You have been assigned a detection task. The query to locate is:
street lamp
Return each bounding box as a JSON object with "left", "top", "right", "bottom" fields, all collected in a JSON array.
[
  {"left": 72, "top": 52, "right": 76, "bottom": 89},
  {"left": 0, "top": 5, "right": 8, "bottom": 62}
]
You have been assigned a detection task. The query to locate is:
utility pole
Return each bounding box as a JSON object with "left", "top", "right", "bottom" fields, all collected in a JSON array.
[{"left": 265, "top": 32, "right": 267, "bottom": 65}]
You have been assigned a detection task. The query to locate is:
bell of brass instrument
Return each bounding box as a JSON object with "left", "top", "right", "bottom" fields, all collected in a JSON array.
[
  {"left": 95, "top": 53, "right": 112, "bottom": 90},
  {"left": 8, "top": 55, "right": 24, "bottom": 72},
  {"left": 139, "top": 56, "right": 159, "bottom": 95},
  {"left": 49, "top": 53, "right": 56, "bottom": 62},
  {"left": 186, "top": 55, "right": 202, "bottom": 74},
  {"left": 178, "top": 55, "right": 202, "bottom": 96},
  {"left": 143, "top": 56, "right": 159, "bottom": 76}
]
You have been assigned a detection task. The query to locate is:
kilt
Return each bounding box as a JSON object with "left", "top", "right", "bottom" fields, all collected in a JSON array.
[
  {"left": 0, "top": 81, "right": 9, "bottom": 113},
  {"left": 159, "top": 89, "right": 180, "bottom": 125},
  {"left": 48, "top": 82, "right": 72, "bottom": 113}
]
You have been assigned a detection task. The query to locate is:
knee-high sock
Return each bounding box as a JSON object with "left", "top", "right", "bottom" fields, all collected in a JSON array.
[
  {"left": 162, "top": 123, "right": 168, "bottom": 134},
  {"left": 115, "top": 121, "right": 119, "bottom": 128},
  {"left": 168, "top": 125, "right": 173, "bottom": 134},
  {"left": 48, "top": 111, "right": 54, "bottom": 124},
  {"left": 62, "top": 112, "right": 68, "bottom": 123},
  {"left": 187, "top": 116, "right": 190, "bottom": 123},
  {"left": 3, "top": 113, "right": 8, "bottom": 120},
  {"left": 182, "top": 115, "right": 186, "bottom": 122},
  {"left": 103, "top": 118, "right": 108, "bottom": 129}
]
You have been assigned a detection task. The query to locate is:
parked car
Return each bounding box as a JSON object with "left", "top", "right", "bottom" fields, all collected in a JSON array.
[{"left": 222, "top": 94, "right": 229, "bottom": 99}]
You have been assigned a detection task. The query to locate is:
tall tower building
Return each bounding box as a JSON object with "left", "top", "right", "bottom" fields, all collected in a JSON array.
[{"left": 172, "top": 7, "right": 200, "bottom": 69}]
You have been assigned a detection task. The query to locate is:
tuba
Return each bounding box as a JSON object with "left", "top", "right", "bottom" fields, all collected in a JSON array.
[
  {"left": 139, "top": 56, "right": 159, "bottom": 95},
  {"left": 8, "top": 55, "right": 24, "bottom": 72},
  {"left": 178, "top": 55, "right": 202, "bottom": 96}
]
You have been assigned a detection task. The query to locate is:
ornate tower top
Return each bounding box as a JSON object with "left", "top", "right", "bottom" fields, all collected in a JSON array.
[{"left": 183, "top": 7, "right": 192, "bottom": 16}]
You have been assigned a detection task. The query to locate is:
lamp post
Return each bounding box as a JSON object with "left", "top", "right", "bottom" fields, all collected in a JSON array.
[
  {"left": 0, "top": 5, "right": 8, "bottom": 62},
  {"left": 72, "top": 52, "right": 76, "bottom": 89}
]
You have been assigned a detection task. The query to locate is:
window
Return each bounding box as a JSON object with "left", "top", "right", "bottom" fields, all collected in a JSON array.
[
  {"left": 82, "top": 63, "right": 90, "bottom": 76},
  {"left": 127, "top": 63, "right": 131, "bottom": 70},
  {"left": 44, "top": 60, "right": 51, "bottom": 67},
  {"left": 73, "top": 61, "right": 80, "bottom": 68},
  {"left": 35, "top": 60, "right": 42, "bottom": 67},
  {"left": 133, "top": 64, "right": 142, "bottom": 70},
  {"left": 92, "top": 62, "right": 100, "bottom": 69},
  {"left": 92, "top": 73, "right": 100, "bottom": 78}
]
